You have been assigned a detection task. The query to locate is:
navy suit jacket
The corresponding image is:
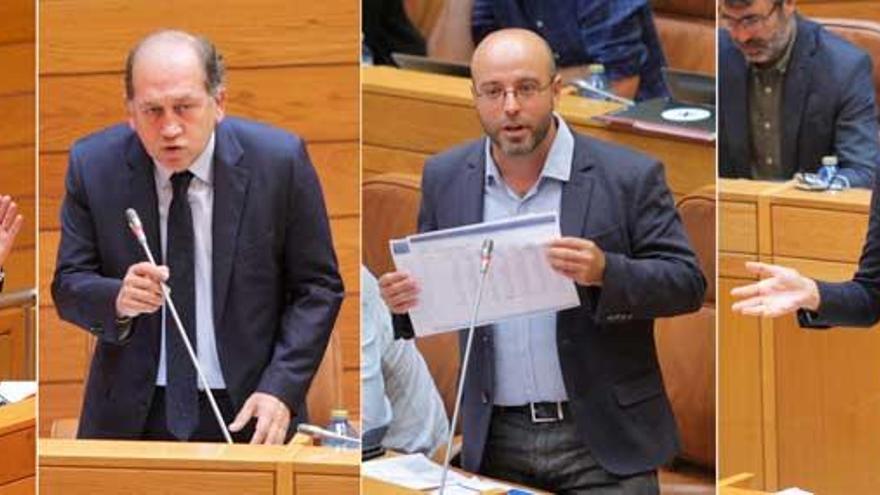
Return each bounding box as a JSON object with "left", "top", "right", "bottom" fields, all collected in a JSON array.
[
  {"left": 719, "top": 15, "right": 879, "bottom": 188},
  {"left": 52, "top": 117, "right": 344, "bottom": 439},
  {"left": 400, "top": 131, "right": 705, "bottom": 475}
]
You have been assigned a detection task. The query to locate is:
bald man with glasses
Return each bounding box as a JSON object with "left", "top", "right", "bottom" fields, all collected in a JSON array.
[{"left": 378, "top": 28, "right": 705, "bottom": 493}]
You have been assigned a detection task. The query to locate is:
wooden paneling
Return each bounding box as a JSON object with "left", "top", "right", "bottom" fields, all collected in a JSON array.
[
  {"left": 800, "top": 1, "right": 880, "bottom": 22},
  {"left": 0, "top": 2, "right": 34, "bottom": 45},
  {"left": 40, "top": 0, "right": 359, "bottom": 438},
  {"left": 0, "top": 427, "right": 35, "bottom": 485},
  {"left": 0, "top": 44, "right": 34, "bottom": 95},
  {"left": 40, "top": 1, "right": 357, "bottom": 73},
  {"left": 40, "top": 66, "right": 358, "bottom": 153},
  {"left": 41, "top": 467, "right": 274, "bottom": 495},
  {"left": 0, "top": 398, "right": 35, "bottom": 494},
  {"left": 38, "top": 382, "right": 85, "bottom": 438},
  {"left": 719, "top": 179, "right": 880, "bottom": 494},
  {"left": 295, "top": 474, "right": 359, "bottom": 495},
  {"left": 720, "top": 202, "right": 758, "bottom": 254},
  {"left": 772, "top": 206, "right": 868, "bottom": 263},
  {"left": 719, "top": 277, "right": 765, "bottom": 490},
  {"left": 0, "top": 307, "right": 31, "bottom": 380},
  {"left": 0, "top": 0, "right": 36, "bottom": 383}
]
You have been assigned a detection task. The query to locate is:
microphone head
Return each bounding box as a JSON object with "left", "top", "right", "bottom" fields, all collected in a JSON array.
[
  {"left": 125, "top": 208, "right": 146, "bottom": 242},
  {"left": 480, "top": 239, "right": 494, "bottom": 273}
]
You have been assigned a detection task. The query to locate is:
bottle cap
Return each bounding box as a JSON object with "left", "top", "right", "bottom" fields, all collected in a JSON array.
[
  {"left": 588, "top": 63, "right": 605, "bottom": 75},
  {"left": 821, "top": 155, "right": 838, "bottom": 167},
  {"left": 330, "top": 408, "right": 349, "bottom": 419}
]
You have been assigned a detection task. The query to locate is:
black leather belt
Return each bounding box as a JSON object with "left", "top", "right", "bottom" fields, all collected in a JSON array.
[{"left": 494, "top": 401, "right": 568, "bottom": 423}]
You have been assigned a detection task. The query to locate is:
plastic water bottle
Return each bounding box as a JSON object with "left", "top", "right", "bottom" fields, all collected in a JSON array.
[
  {"left": 323, "top": 408, "right": 359, "bottom": 449},
  {"left": 583, "top": 63, "right": 611, "bottom": 101},
  {"left": 818, "top": 155, "right": 838, "bottom": 183}
]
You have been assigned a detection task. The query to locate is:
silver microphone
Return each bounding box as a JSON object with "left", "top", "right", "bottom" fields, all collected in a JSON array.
[
  {"left": 480, "top": 239, "right": 494, "bottom": 274},
  {"left": 124, "top": 208, "right": 233, "bottom": 444},
  {"left": 440, "top": 237, "right": 494, "bottom": 494},
  {"left": 125, "top": 208, "right": 147, "bottom": 246}
]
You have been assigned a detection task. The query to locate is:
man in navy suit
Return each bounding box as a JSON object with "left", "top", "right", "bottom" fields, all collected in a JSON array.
[
  {"left": 379, "top": 29, "right": 705, "bottom": 493},
  {"left": 52, "top": 30, "right": 343, "bottom": 444},
  {"left": 719, "top": 0, "right": 878, "bottom": 187}
]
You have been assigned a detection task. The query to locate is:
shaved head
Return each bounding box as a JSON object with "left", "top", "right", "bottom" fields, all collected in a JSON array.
[{"left": 470, "top": 28, "right": 557, "bottom": 85}]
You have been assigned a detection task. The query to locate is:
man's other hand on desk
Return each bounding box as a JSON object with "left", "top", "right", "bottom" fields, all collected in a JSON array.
[
  {"left": 229, "top": 392, "right": 291, "bottom": 445},
  {"left": 378, "top": 271, "right": 420, "bottom": 314},
  {"left": 730, "top": 261, "right": 820, "bottom": 317}
]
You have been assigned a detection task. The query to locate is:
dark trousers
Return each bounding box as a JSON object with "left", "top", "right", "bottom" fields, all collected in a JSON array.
[
  {"left": 480, "top": 405, "right": 659, "bottom": 494},
  {"left": 142, "top": 387, "right": 255, "bottom": 443}
]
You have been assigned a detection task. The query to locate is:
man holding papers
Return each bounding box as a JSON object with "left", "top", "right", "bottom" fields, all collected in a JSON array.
[{"left": 378, "top": 28, "right": 705, "bottom": 493}]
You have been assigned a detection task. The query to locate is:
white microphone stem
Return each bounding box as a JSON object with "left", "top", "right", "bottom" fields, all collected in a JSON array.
[
  {"left": 439, "top": 255, "right": 491, "bottom": 494},
  {"left": 133, "top": 235, "right": 233, "bottom": 444}
]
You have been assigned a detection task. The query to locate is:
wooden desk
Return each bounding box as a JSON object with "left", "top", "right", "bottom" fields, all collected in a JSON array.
[
  {"left": 362, "top": 66, "right": 715, "bottom": 199},
  {"left": 39, "top": 438, "right": 359, "bottom": 495},
  {"left": 719, "top": 178, "right": 880, "bottom": 494},
  {"left": 0, "top": 397, "right": 35, "bottom": 494}
]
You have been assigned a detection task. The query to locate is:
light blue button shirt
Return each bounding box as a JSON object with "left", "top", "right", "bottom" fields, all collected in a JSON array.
[
  {"left": 361, "top": 266, "right": 448, "bottom": 455},
  {"left": 153, "top": 133, "right": 226, "bottom": 390},
  {"left": 484, "top": 116, "right": 573, "bottom": 406}
]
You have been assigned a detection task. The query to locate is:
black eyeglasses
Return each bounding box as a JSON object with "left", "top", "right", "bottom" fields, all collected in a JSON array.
[
  {"left": 720, "top": 2, "right": 780, "bottom": 32},
  {"left": 473, "top": 80, "right": 554, "bottom": 103}
]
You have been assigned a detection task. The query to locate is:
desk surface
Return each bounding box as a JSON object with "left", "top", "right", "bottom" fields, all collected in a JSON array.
[
  {"left": 0, "top": 397, "right": 35, "bottom": 436},
  {"left": 39, "top": 438, "right": 359, "bottom": 474}
]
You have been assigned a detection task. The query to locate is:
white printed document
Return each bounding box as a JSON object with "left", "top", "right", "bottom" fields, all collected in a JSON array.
[{"left": 390, "top": 212, "right": 580, "bottom": 336}]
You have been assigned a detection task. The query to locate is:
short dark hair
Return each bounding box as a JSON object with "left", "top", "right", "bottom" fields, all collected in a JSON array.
[{"left": 124, "top": 30, "right": 226, "bottom": 100}]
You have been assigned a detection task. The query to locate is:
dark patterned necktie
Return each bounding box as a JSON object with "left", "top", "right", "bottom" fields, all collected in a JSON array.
[{"left": 166, "top": 170, "right": 198, "bottom": 440}]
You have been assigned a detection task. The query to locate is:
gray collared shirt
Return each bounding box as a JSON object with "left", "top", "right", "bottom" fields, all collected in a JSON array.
[
  {"left": 153, "top": 133, "right": 226, "bottom": 390},
  {"left": 749, "top": 21, "right": 797, "bottom": 179},
  {"left": 483, "top": 115, "right": 573, "bottom": 405}
]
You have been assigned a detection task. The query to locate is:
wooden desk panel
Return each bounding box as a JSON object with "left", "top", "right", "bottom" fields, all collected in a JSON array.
[
  {"left": 720, "top": 178, "right": 880, "bottom": 493},
  {"left": 718, "top": 277, "right": 765, "bottom": 490},
  {"left": 39, "top": 439, "right": 358, "bottom": 495},
  {"left": 0, "top": 398, "right": 35, "bottom": 494}
]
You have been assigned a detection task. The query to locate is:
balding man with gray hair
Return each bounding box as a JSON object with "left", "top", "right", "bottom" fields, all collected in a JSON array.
[
  {"left": 53, "top": 30, "right": 343, "bottom": 444},
  {"left": 378, "top": 29, "right": 704, "bottom": 493}
]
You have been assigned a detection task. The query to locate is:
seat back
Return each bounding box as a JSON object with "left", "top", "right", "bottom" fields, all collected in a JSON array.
[
  {"left": 651, "top": 0, "right": 716, "bottom": 75},
  {"left": 655, "top": 187, "right": 716, "bottom": 470},
  {"left": 816, "top": 18, "right": 880, "bottom": 111},
  {"left": 362, "top": 174, "right": 461, "bottom": 422}
]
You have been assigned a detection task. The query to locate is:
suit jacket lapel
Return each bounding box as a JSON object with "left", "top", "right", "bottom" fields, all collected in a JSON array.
[
  {"left": 126, "top": 137, "right": 161, "bottom": 265},
  {"left": 782, "top": 17, "right": 814, "bottom": 175},
  {"left": 560, "top": 136, "right": 594, "bottom": 238},
  {"left": 459, "top": 140, "right": 486, "bottom": 227},
  {"left": 211, "top": 122, "right": 249, "bottom": 326}
]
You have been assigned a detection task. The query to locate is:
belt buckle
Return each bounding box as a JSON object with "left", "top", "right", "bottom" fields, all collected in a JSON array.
[{"left": 529, "top": 401, "right": 564, "bottom": 423}]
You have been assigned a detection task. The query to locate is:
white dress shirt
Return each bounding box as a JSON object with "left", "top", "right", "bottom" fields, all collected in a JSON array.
[{"left": 153, "top": 133, "right": 226, "bottom": 389}]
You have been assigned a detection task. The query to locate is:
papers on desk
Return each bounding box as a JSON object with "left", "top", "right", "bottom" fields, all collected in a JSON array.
[
  {"left": 390, "top": 212, "right": 580, "bottom": 337},
  {"left": 0, "top": 381, "right": 36, "bottom": 405},
  {"left": 363, "top": 453, "right": 513, "bottom": 493}
]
